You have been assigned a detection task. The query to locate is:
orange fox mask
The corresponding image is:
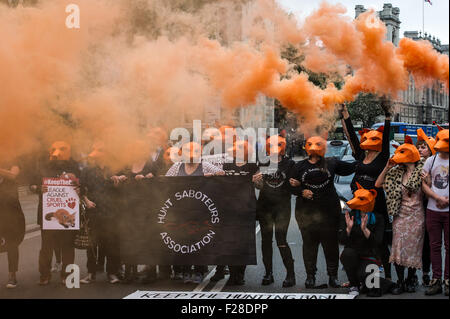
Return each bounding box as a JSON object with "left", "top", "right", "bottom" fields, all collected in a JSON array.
[
  {"left": 49, "top": 141, "right": 71, "bottom": 161},
  {"left": 434, "top": 126, "right": 449, "bottom": 153},
  {"left": 360, "top": 126, "right": 384, "bottom": 152},
  {"left": 227, "top": 140, "right": 253, "bottom": 162},
  {"left": 347, "top": 183, "right": 378, "bottom": 213},
  {"left": 417, "top": 128, "right": 436, "bottom": 155},
  {"left": 392, "top": 136, "right": 421, "bottom": 164},
  {"left": 266, "top": 135, "right": 286, "bottom": 156},
  {"left": 305, "top": 136, "right": 327, "bottom": 157}
]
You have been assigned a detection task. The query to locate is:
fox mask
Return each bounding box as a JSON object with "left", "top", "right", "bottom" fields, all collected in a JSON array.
[
  {"left": 360, "top": 126, "right": 384, "bottom": 152},
  {"left": 417, "top": 128, "right": 436, "bottom": 155},
  {"left": 305, "top": 136, "right": 327, "bottom": 157},
  {"left": 392, "top": 136, "right": 421, "bottom": 164},
  {"left": 347, "top": 183, "right": 377, "bottom": 213},
  {"left": 434, "top": 126, "right": 449, "bottom": 153},
  {"left": 266, "top": 135, "right": 286, "bottom": 156},
  {"left": 49, "top": 141, "right": 71, "bottom": 161}
]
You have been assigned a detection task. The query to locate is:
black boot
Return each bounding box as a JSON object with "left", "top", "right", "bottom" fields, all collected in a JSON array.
[
  {"left": 262, "top": 272, "right": 274, "bottom": 286},
  {"left": 405, "top": 276, "right": 418, "bottom": 293},
  {"left": 425, "top": 279, "right": 443, "bottom": 296},
  {"left": 445, "top": 280, "right": 449, "bottom": 297},
  {"left": 422, "top": 273, "right": 431, "bottom": 287},
  {"left": 391, "top": 280, "right": 405, "bottom": 295},
  {"left": 305, "top": 275, "right": 316, "bottom": 289},
  {"left": 282, "top": 258, "right": 296, "bottom": 288},
  {"left": 328, "top": 276, "right": 340, "bottom": 288}
]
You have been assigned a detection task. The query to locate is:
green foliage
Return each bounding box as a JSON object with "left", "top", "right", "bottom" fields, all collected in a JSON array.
[{"left": 347, "top": 93, "right": 384, "bottom": 128}]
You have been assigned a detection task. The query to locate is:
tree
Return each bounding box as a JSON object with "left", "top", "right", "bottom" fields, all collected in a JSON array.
[{"left": 346, "top": 93, "right": 384, "bottom": 128}]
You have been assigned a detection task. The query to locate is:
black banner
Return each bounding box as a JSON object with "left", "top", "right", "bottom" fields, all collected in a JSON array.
[{"left": 118, "top": 176, "right": 257, "bottom": 265}]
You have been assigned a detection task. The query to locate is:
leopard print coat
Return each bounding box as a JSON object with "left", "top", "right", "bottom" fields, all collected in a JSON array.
[{"left": 384, "top": 161, "right": 424, "bottom": 217}]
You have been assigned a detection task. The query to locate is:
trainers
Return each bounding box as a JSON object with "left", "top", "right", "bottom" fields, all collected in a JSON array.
[
  {"left": 328, "top": 276, "right": 340, "bottom": 288},
  {"left": 349, "top": 286, "right": 360, "bottom": 297},
  {"left": 108, "top": 274, "right": 120, "bottom": 284},
  {"left": 6, "top": 279, "right": 17, "bottom": 289},
  {"left": 80, "top": 273, "right": 96, "bottom": 284},
  {"left": 425, "top": 279, "right": 442, "bottom": 296},
  {"left": 192, "top": 273, "right": 204, "bottom": 284},
  {"left": 183, "top": 273, "right": 192, "bottom": 284}
]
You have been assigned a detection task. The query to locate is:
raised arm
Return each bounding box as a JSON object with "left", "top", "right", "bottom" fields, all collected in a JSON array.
[{"left": 340, "top": 104, "right": 364, "bottom": 160}]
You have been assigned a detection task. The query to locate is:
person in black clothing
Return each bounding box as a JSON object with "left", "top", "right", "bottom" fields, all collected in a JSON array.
[
  {"left": 339, "top": 183, "right": 393, "bottom": 297},
  {"left": 289, "top": 136, "right": 354, "bottom": 289},
  {"left": 253, "top": 135, "right": 296, "bottom": 288},
  {"left": 0, "top": 162, "right": 25, "bottom": 289},
  {"left": 211, "top": 140, "right": 259, "bottom": 286},
  {"left": 339, "top": 101, "right": 393, "bottom": 281},
  {"left": 79, "top": 142, "right": 123, "bottom": 285},
  {"left": 30, "top": 141, "right": 80, "bottom": 286}
]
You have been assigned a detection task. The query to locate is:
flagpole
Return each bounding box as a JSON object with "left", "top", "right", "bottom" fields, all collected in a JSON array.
[{"left": 422, "top": 0, "right": 425, "bottom": 35}]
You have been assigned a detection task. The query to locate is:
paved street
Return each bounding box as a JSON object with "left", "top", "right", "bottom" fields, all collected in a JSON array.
[{"left": 0, "top": 193, "right": 447, "bottom": 300}]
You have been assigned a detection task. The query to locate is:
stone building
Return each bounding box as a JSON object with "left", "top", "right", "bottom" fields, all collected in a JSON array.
[{"left": 356, "top": 3, "right": 449, "bottom": 125}]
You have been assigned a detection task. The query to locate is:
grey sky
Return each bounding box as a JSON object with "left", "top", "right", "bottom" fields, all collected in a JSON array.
[{"left": 276, "top": 0, "right": 449, "bottom": 44}]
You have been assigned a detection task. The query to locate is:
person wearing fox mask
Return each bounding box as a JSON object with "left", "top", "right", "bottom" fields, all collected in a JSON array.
[
  {"left": 339, "top": 100, "right": 393, "bottom": 281},
  {"left": 416, "top": 128, "right": 436, "bottom": 287},
  {"left": 338, "top": 183, "right": 392, "bottom": 297},
  {"left": 79, "top": 141, "right": 125, "bottom": 285},
  {"left": 0, "top": 161, "right": 25, "bottom": 289},
  {"left": 210, "top": 140, "right": 259, "bottom": 285},
  {"left": 289, "top": 135, "right": 354, "bottom": 289},
  {"left": 30, "top": 141, "right": 81, "bottom": 286},
  {"left": 376, "top": 136, "right": 425, "bottom": 294},
  {"left": 421, "top": 126, "right": 449, "bottom": 296},
  {"left": 166, "top": 141, "right": 224, "bottom": 284},
  {"left": 252, "top": 135, "right": 296, "bottom": 287}
]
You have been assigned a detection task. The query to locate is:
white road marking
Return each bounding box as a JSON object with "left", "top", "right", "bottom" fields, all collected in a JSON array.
[{"left": 24, "top": 230, "right": 41, "bottom": 240}]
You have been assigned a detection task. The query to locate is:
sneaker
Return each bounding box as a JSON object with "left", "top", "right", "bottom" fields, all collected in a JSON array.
[
  {"left": 108, "top": 274, "right": 120, "bottom": 284},
  {"left": 173, "top": 272, "right": 184, "bottom": 281},
  {"left": 183, "top": 273, "right": 192, "bottom": 284},
  {"left": 38, "top": 275, "right": 51, "bottom": 286},
  {"left": 80, "top": 274, "right": 96, "bottom": 284},
  {"left": 192, "top": 273, "right": 204, "bottom": 284},
  {"left": 425, "top": 279, "right": 442, "bottom": 296},
  {"left": 6, "top": 279, "right": 17, "bottom": 289},
  {"left": 349, "top": 286, "right": 360, "bottom": 297}
]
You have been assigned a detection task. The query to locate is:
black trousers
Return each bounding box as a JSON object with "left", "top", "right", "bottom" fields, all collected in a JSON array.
[
  {"left": 86, "top": 216, "right": 120, "bottom": 275},
  {"left": 39, "top": 230, "right": 75, "bottom": 278},
  {"left": 259, "top": 205, "right": 294, "bottom": 273},
  {"left": 340, "top": 248, "right": 377, "bottom": 287},
  {"left": 298, "top": 222, "right": 339, "bottom": 277},
  {"left": 6, "top": 245, "right": 19, "bottom": 273}
]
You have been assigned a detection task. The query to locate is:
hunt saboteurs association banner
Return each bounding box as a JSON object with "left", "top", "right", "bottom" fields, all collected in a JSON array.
[{"left": 118, "top": 176, "right": 257, "bottom": 265}]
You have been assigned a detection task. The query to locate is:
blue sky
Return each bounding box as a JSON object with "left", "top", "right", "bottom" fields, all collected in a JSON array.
[{"left": 276, "top": 0, "right": 450, "bottom": 44}]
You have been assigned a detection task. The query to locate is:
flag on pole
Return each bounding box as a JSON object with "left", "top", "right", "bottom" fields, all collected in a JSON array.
[{"left": 425, "top": 0, "right": 432, "bottom": 5}]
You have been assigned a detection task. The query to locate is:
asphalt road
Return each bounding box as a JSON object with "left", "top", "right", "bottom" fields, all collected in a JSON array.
[{"left": 0, "top": 196, "right": 446, "bottom": 300}]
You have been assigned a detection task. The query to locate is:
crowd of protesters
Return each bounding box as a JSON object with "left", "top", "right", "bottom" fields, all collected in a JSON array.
[{"left": 0, "top": 102, "right": 448, "bottom": 298}]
